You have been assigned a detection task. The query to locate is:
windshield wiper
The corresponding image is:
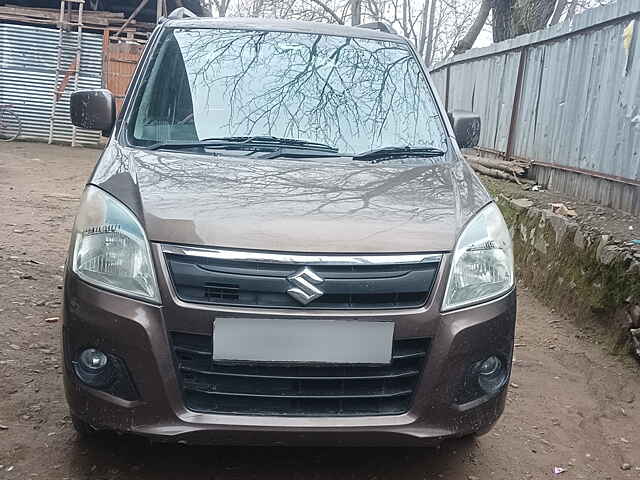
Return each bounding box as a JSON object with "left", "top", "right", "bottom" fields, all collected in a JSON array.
[
  {"left": 353, "top": 145, "right": 446, "bottom": 163},
  {"left": 200, "top": 135, "right": 339, "bottom": 153},
  {"left": 148, "top": 136, "right": 339, "bottom": 153},
  {"left": 147, "top": 140, "right": 261, "bottom": 152}
]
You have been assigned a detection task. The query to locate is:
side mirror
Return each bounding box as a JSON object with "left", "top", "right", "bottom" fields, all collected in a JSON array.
[
  {"left": 447, "top": 110, "right": 481, "bottom": 149},
  {"left": 70, "top": 89, "right": 116, "bottom": 136}
]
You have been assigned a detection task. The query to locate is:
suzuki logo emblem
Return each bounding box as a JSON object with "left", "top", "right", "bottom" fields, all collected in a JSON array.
[{"left": 287, "top": 267, "right": 324, "bottom": 305}]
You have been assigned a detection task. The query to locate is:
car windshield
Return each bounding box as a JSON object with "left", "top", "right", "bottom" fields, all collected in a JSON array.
[{"left": 128, "top": 27, "right": 448, "bottom": 156}]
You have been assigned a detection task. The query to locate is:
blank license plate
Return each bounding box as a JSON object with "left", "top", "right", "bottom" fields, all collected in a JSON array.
[{"left": 212, "top": 318, "right": 394, "bottom": 364}]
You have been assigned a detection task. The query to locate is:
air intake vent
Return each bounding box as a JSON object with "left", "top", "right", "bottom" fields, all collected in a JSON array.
[
  {"left": 204, "top": 283, "right": 239, "bottom": 300},
  {"left": 171, "top": 332, "right": 429, "bottom": 417}
]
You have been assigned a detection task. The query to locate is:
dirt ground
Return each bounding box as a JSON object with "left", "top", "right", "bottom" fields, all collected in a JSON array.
[{"left": 1, "top": 141, "right": 640, "bottom": 480}]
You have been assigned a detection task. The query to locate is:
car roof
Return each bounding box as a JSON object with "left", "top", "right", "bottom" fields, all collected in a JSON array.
[{"left": 164, "top": 17, "right": 406, "bottom": 43}]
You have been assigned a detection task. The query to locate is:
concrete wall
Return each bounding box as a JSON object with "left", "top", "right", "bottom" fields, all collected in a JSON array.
[{"left": 493, "top": 193, "right": 640, "bottom": 357}]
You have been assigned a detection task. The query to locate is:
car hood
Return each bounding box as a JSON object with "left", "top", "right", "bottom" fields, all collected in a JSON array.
[{"left": 90, "top": 143, "right": 491, "bottom": 253}]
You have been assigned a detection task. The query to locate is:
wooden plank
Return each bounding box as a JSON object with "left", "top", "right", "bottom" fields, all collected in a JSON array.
[
  {"left": 0, "top": 12, "right": 107, "bottom": 27},
  {"left": 0, "top": 5, "right": 124, "bottom": 19},
  {"left": 0, "top": 6, "right": 139, "bottom": 28},
  {"left": 0, "top": 9, "right": 155, "bottom": 33},
  {"left": 114, "top": 0, "right": 149, "bottom": 37},
  {"left": 55, "top": 57, "right": 79, "bottom": 101},
  {"left": 105, "top": 37, "right": 144, "bottom": 115}
]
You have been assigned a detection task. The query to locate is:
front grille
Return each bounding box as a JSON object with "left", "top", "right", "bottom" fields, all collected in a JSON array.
[
  {"left": 204, "top": 282, "right": 240, "bottom": 300},
  {"left": 164, "top": 248, "right": 440, "bottom": 310},
  {"left": 171, "top": 332, "right": 429, "bottom": 416}
]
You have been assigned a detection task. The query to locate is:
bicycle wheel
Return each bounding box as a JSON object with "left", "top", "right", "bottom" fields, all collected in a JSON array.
[{"left": 0, "top": 108, "right": 22, "bottom": 141}]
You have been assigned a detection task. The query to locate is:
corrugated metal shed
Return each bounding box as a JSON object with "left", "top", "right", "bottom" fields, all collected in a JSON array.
[
  {"left": 0, "top": 22, "right": 103, "bottom": 144},
  {"left": 431, "top": 0, "right": 640, "bottom": 214}
]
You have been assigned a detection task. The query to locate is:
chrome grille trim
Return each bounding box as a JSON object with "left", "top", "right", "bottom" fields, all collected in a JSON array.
[{"left": 161, "top": 244, "right": 443, "bottom": 266}]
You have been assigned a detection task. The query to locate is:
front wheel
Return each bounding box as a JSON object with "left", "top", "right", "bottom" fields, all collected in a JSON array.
[{"left": 0, "top": 107, "right": 21, "bottom": 141}]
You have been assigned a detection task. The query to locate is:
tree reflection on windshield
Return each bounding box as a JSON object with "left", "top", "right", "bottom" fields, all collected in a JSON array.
[{"left": 131, "top": 28, "right": 447, "bottom": 155}]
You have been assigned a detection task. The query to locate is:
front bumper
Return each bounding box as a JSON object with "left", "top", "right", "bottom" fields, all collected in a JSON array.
[{"left": 62, "top": 254, "right": 516, "bottom": 446}]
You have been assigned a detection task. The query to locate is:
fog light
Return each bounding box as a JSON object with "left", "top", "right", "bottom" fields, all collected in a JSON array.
[
  {"left": 79, "top": 348, "right": 108, "bottom": 371},
  {"left": 477, "top": 355, "right": 507, "bottom": 394},
  {"left": 74, "top": 348, "right": 114, "bottom": 388}
]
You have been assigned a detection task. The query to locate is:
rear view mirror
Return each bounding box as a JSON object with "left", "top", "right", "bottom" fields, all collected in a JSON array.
[
  {"left": 70, "top": 89, "right": 116, "bottom": 136},
  {"left": 448, "top": 110, "right": 481, "bottom": 149}
]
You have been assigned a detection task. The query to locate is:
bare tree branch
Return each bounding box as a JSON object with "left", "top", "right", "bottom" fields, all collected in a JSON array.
[
  {"left": 454, "top": 0, "right": 491, "bottom": 54},
  {"left": 351, "top": 0, "right": 362, "bottom": 25},
  {"left": 423, "top": 0, "right": 436, "bottom": 65},
  {"left": 550, "top": 0, "right": 568, "bottom": 25},
  {"left": 417, "top": 0, "right": 430, "bottom": 55},
  {"left": 309, "top": 0, "right": 344, "bottom": 23}
]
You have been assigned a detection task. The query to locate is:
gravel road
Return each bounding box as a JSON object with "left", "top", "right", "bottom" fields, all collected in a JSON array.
[{"left": 1, "top": 142, "right": 640, "bottom": 480}]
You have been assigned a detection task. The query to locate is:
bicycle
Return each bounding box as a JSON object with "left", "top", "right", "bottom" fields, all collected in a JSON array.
[{"left": 0, "top": 104, "right": 22, "bottom": 141}]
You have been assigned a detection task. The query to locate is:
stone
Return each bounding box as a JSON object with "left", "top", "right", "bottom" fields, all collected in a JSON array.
[
  {"left": 527, "top": 207, "right": 541, "bottom": 220},
  {"left": 629, "top": 305, "right": 640, "bottom": 328},
  {"left": 534, "top": 231, "right": 548, "bottom": 254},
  {"left": 546, "top": 212, "right": 576, "bottom": 245},
  {"left": 599, "top": 245, "right": 620, "bottom": 266},
  {"left": 520, "top": 223, "right": 528, "bottom": 242},
  {"left": 550, "top": 202, "right": 577, "bottom": 217},
  {"left": 574, "top": 229, "right": 586, "bottom": 250},
  {"left": 511, "top": 198, "right": 533, "bottom": 210},
  {"left": 596, "top": 235, "right": 610, "bottom": 260},
  {"left": 627, "top": 261, "right": 640, "bottom": 275}
]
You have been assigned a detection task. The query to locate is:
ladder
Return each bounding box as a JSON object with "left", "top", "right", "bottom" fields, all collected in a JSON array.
[{"left": 48, "top": 0, "right": 85, "bottom": 146}]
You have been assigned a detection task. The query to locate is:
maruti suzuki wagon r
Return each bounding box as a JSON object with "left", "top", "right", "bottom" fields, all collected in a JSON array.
[{"left": 64, "top": 10, "right": 516, "bottom": 445}]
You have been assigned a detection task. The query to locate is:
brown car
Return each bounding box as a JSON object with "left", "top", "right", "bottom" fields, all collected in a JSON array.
[{"left": 64, "top": 10, "right": 516, "bottom": 446}]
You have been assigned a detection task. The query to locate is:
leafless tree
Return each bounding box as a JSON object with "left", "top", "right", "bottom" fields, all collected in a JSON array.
[
  {"left": 549, "top": 0, "right": 568, "bottom": 25},
  {"left": 352, "top": 0, "right": 362, "bottom": 25},
  {"left": 422, "top": 0, "right": 436, "bottom": 64},
  {"left": 455, "top": 0, "right": 614, "bottom": 54},
  {"left": 417, "top": 0, "right": 430, "bottom": 53},
  {"left": 309, "top": 0, "right": 345, "bottom": 23},
  {"left": 211, "top": 0, "right": 232, "bottom": 16},
  {"left": 203, "top": 0, "right": 616, "bottom": 64},
  {"left": 208, "top": 0, "right": 477, "bottom": 64},
  {"left": 454, "top": 0, "right": 490, "bottom": 53},
  {"left": 507, "top": 0, "right": 557, "bottom": 40}
]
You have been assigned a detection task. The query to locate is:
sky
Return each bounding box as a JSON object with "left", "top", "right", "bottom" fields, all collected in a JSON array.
[{"left": 476, "top": 29, "right": 493, "bottom": 48}]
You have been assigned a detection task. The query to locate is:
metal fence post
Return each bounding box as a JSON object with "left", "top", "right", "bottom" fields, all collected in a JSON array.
[{"left": 505, "top": 47, "right": 527, "bottom": 162}]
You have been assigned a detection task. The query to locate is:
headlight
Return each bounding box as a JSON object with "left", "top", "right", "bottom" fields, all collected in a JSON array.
[
  {"left": 71, "top": 185, "right": 160, "bottom": 302},
  {"left": 443, "top": 202, "right": 514, "bottom": 311}
]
